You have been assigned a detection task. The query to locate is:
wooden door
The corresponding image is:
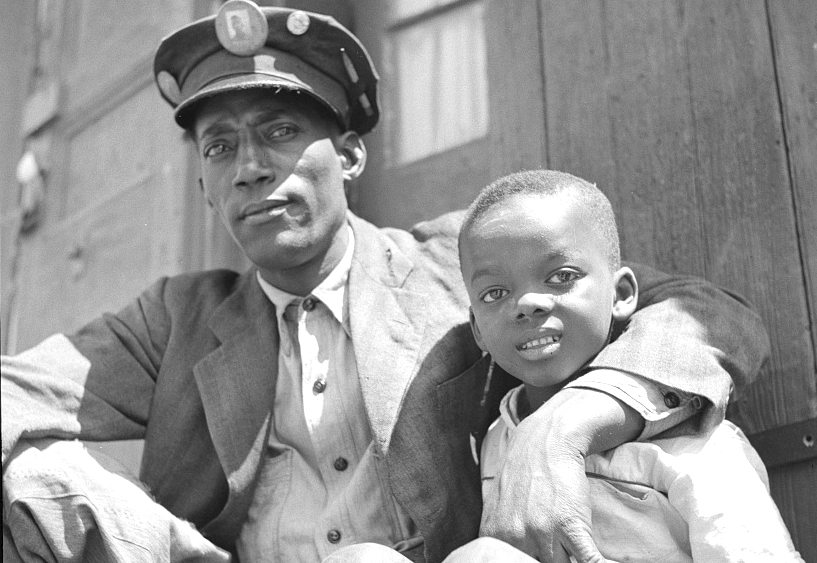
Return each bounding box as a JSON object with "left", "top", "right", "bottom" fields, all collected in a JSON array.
[{"left": 1, "top": 0, "right": 212, "bottom": 469}]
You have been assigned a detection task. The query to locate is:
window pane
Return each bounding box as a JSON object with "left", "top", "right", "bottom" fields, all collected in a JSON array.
[{"left": 389, "top": 2, "right": 488, "bottom": 164}]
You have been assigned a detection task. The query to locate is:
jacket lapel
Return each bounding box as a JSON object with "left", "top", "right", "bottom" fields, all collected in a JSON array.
[
  {"left": 348, "top": 215, "right": 427, "bottom": 453},
  {"left": 193, "top": 272, "right": 278, "bottom": 497}
]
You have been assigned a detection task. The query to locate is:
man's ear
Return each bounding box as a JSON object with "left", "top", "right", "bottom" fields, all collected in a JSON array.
[
  {"left": 612, "top": 266, "right": 638, "bottom": 321},
  {"left": 469, "top": 308, "right": 489, "bottom": 352},
  {"left": 337, "top": 131, "right": 367, "bottom": 181},
  {"left": 198, "top": 178, "right": 214, "bottom": 208}
]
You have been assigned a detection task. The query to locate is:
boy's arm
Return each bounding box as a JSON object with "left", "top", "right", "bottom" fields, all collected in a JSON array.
[{"left": 481, "top": 263, "right": 770, "bottom": 563}]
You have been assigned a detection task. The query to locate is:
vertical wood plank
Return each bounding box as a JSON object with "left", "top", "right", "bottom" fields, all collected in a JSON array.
[
  {"left": 485, "top": 0, "right": 547, "bottom": 179},
  {"left": 768, "top": 460, "right": 817, "bottom": 563},
  {"left": 766, "top": 0, "right": 817, "bottom": 369},
  {"left": 762, "top": 5, "right": 817, "bottom": 553},
  {"left": 683, "top": 0, "right": 815, "bottom": 433},
  {"left": 538, "top": 1, "right": 617, "bottom": 237}
]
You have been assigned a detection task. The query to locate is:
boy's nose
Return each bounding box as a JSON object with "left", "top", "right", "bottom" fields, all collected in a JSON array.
[{"left": 515, "top": 292, "right": 555, "bottom": 320}]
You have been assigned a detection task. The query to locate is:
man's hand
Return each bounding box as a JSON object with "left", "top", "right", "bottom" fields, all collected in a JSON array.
[{"left": 480, "top": 384, "right": 643, "bottom": 563}]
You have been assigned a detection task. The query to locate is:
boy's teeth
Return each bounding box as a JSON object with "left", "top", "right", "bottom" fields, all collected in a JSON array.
[{"left": 521, "top": 335, "right": 560, "bottom": 349}]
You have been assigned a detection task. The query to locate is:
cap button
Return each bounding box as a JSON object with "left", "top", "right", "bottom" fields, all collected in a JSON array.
[{"left": 287, "top": 10, "right": 310, "bottom": 35}]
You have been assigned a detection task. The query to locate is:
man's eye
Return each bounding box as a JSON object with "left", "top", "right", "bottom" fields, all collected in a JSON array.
[
  {"left": 546, "top": 270, "right": 581, "bottom": 285},
  {"left": 203, "top": 143, "right": 230, "bottom": 158},
  {"left": 268, "top": 125, "right": 297, "bottom": 139},
  {"left": 481, "top": 288, "right": 508, "bottom": 303}
]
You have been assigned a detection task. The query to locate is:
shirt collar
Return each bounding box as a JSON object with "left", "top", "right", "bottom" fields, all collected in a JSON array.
[
  {"left": 499, "top": 384, "right": 526, "bottom": 429},
  {"left": 256, "top": 225, "right": 354, "bottom": 327}
]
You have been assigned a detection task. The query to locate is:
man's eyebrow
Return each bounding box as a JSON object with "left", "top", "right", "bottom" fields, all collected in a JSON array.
[{"left": 198, "top": 109, "right": 295, "bottom": 139}]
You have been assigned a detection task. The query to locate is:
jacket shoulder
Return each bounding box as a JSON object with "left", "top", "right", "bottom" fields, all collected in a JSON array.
[{"left": 158, "top": 269, "right": 245, "bottom": 307}]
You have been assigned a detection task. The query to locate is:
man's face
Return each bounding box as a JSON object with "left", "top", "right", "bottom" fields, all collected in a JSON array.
[
  {"left": 461, "top": 192, "right": 618, "bottom": 389},
  {"left": 193, "top": 89, "right": 359, "bottom": 293}
]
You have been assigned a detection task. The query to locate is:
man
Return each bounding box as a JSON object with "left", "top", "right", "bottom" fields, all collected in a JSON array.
[{"left": 2, "top": 3, "right": 769, "bottom": 563}]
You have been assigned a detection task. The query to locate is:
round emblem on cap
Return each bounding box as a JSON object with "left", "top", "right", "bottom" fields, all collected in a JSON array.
[
  {"left": 156, "top": 71, "right": 181, "bottom": 105},
  {"left": 286, "top": 10, "right": 310, "bottom": 35},
  {"left": 215, "top": 0, "right": 269, "bottom": 56}
]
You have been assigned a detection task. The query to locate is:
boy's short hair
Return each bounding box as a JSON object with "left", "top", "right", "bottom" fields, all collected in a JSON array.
[{"left": 459, "top": 170, "right": 621, "bottom": 271}]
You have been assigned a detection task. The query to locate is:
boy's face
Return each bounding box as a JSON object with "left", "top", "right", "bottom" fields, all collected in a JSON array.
[{"left": 461, "top": 192, "right": 633, "bottom": 388}]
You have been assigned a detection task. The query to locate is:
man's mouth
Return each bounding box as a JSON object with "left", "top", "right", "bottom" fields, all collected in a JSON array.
[{"left": 240, "top": 196, "right": 291, "bottom": 220}]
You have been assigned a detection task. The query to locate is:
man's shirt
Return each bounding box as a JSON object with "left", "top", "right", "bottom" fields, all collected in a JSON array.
[{"left": 238, "top": 227, "right": 419, "bottom": 562}]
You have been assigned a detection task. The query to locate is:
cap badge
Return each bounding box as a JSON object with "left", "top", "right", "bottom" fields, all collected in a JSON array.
[
  {"left": 215, "top": 0, "right": 268, "bottom": 56},
  {"left": 286, "top": 11, "right": 310, "bottom": 35},
  {"left": 156, "top": 71, "right": 181, "bottom": 105}
]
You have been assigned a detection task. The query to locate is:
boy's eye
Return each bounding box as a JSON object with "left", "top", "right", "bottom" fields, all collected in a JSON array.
[
  {"left": 546, "top": 270, "right": 581, "bottom": 285},
  {"left": 481, "top": 288, "right": 508, "bottom": 303}
]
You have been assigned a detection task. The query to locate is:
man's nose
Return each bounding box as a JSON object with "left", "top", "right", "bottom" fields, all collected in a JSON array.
[
  {"left": 515, "top": 292, "right": 555, "bottom": 320},
  {"left": 232, "top": 135, "right": 275, "bottom": 189}
]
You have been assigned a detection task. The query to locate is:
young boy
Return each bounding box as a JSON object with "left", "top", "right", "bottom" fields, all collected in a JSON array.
[{"left": 457, "top": 170, "right": 803, "bottom": 562}]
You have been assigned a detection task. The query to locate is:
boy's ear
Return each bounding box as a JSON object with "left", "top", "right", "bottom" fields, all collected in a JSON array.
[
  {"left": 337, "top": 131, "right": 367, "bottom": 181},
  {"left": 469, "top": 308, "right": 489, "bottom": 352},
  {"left": 612, "top": 266, "right": 638, "bottom": 321}
]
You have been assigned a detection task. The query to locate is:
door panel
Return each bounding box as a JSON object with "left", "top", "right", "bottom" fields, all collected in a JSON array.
[{"left": 5, "top": 0, "right": 200, "bottom": 471}]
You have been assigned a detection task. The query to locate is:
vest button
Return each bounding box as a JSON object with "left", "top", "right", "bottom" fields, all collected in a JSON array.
[
  {"left": 334, "top": 457, "right": 348, "bottom": 471},
  {"left": 327, "top": 529, "right": 342, "bottom": 544}
]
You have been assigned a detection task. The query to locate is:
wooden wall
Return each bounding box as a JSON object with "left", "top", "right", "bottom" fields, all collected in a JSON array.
[{"left": 483, "top": 0, "right": 817, "bottom": 558}]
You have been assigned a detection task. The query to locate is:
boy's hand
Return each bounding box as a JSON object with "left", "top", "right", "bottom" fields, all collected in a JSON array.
[{"left": 480, "top": 384, "right": 642, "bottom": 563}]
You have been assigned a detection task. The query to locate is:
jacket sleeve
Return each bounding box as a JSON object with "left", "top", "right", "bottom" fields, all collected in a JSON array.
[
  {"left": 588, "top": 261, "right": 770, "bottom": 431},
  {"left": 666, "top": 424, "right": 804, "bottom": 561},
  {"left": 1, "top": 278, "right": 171, "bottom": 465}
]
